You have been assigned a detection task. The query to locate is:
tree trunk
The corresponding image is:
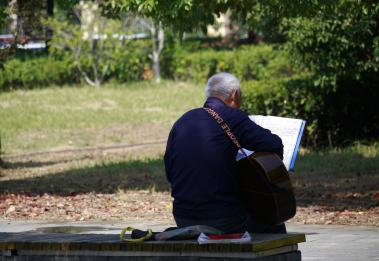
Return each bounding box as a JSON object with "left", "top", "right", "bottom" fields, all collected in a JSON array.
[
  {"left": 45, "top": 0, "right": 54, "bottom": 52},
  {"left": 152, "top": 22, "right": 164, "bottom": 83},
  {"left": 9, "top": 0, "right": 18, "bottom": 50}
]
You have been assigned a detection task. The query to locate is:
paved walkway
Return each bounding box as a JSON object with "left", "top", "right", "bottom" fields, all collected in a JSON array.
[
  {"left": 0, "top": 220, "right": 378, "bottom": 260},
  {"left": 288, "top": 224, "right": 379, "bottom": 260}
]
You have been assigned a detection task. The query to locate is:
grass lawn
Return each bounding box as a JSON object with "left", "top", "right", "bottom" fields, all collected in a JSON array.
[
  {"left": 0, "top": 81, "right": 378, "bottom": 225},
  {"left": 0, "top": 81, "right": 203, "bottom": 155}
]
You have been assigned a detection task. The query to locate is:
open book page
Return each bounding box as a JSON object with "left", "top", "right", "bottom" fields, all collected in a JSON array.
[{"left": 236, "top": 115, "right": 305, "bottom": 171}]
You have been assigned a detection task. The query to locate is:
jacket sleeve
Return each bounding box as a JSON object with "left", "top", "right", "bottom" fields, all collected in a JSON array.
[{"left": 234, "top": 112, "right": 284, "bottom": 159}]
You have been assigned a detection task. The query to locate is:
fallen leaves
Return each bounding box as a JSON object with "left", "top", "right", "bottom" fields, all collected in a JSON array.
[
  {"left": 289, "top": 206, "right": 379, "bottom": 226},
  {"left": 0, "top": 191, "right": 378, "bottom": 226},
  {"left": 5, "top": 205, "right": 16, "bottom": 215},
  {"left": 0, "top": 191, "right": 173, "bottom": 222}
]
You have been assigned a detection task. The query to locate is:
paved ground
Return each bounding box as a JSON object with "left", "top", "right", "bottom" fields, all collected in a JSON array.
[
  {"left": 288, "top": 224, "right": 379, "bottom": 260},
  {"left": 0, "top": 220, "right": 378, "bottom": 260}
]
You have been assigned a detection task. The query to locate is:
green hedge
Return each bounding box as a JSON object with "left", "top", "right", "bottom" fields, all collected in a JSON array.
[
  {"left": 0, "top": 41, "right": 151, "bottom": 90},
  {"left": 0, "top": 56, "right": 77, "bottom": 90},
  {"left": 0, "top": 44, "right": 292, "bottom": 89},
  {"left": 168, "top": 45, "right": 294, "bottom": 82},
  {"left": 242, "top": 75, "right": 321, "bottom": 146},
  {"left": 108, "top": 41, "right": 151, "bottom": 82},
  {"left": 242, "top": 74, "right": 379, "bottom": 146},
  {"left": 168, "top": 44, "right": 378, "bottom": 146}
]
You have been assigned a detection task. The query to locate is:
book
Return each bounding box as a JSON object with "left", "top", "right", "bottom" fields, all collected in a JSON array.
[
  {"left": 236, "top": 115, "right": 306, "bottom": 172},
  {"left": 197, "top": 231, "right": 252, "bottom": 244}
]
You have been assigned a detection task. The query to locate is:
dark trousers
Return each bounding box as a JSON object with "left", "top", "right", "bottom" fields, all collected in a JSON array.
[{"left": 175, "top": 213, "right": 286, "bottom": 234}]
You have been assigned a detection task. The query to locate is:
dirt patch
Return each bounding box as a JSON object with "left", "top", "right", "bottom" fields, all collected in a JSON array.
[
  {"left": 292, "top": 206, "right": 379, "bottom": 226},
  {"left": 0, "top": 191, "right": 173, "bottom": 222}
]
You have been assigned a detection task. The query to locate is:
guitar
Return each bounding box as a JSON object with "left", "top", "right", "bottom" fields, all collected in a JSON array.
[
  {"left": 203, "top": 107, "right": 296, "bottom": 226},
  {"left": 237, "top": 152, "right": 296, "bottom": 226}
]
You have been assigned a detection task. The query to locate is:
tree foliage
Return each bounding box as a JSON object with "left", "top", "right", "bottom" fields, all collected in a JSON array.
[
  {"left": 1, "top": 0, "right": 378, "bottom": 145},
  {"left": 47, "top": 1, "right": 127, "bottom": 86},
  {"left": 106, "top": 0, "right": 334, "bottom": 33},
  {"left": 0, "top": 0, "right": 8, "bottom": 29},
  {"left": 281, "top": 1, "right": 379, "bottom": 145},
  {"left": 284, "top": 1, "right": 379, "bottom": 88}
]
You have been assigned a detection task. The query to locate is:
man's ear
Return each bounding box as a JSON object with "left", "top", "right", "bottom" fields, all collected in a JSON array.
[
  {"left": 231, "top": 89, "right": 238, "bottom": 102},
  {"left": 229, "top": 89, "right": 241, "bottom": 109}
]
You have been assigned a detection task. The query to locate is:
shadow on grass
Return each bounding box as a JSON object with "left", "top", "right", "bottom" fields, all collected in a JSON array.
[
  {"left": 0, "top": 158, "right": 170, "bottom": 195},
  {"left": 1, "top": 160, "right": 59, "bottom": 169},
  {"left": 1, "top": 149, "right": 378, "bottom": 210},
  {"left": 293, "top": 150, "right": 379, "bottom": 209}
]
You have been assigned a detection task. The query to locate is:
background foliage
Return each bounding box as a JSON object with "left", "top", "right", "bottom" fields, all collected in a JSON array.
[
  {"left": 0, "top": 55, "right": 76, "bottom": 89},
  {"left": 1, "top": 0, "right": 378, "bottom": 147},
  {"left": 282, "top": 1, "right": 379, "bottom": 145}
]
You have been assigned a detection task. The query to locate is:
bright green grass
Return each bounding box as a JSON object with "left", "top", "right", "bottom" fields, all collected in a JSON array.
[
  {"left": 0, "top": 81, "right": 204, "bottom": 154},
  {"left": 297, "top": 142, "right": 379, "bottom": 176}
]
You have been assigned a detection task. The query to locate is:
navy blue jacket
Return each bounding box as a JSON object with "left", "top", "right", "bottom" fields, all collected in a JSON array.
[{"left": 164, "top": 97, "right": 283, "bottom": 220}]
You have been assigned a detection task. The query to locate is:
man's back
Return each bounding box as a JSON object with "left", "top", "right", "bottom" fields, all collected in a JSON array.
[{"left": 164, "top": 97, "right": 283, "bottom": 221}]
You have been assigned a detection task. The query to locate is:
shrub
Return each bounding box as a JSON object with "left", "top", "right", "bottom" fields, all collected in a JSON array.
[
  {"left": 242, "top": 74, "right": 322, "bottom": 146},
  {"left": 242, "top": 72, "right": 379, "bottom": 147},
  {"left": 0, "top": 56, "right": 77, "bottom": 90},
  {"left": 0, "top": 40, "right": 152, "bottom": 90},
  {"left": 108, "top": 40, "right": 152, "bottom": 82},
  {"left": 0, "top": 44, "right": 294, "bottom": 90},
  {"left": 168, "top": 45, "right": 294, "bottom": 83}
]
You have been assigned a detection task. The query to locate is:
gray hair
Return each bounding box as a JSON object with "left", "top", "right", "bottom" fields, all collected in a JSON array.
[{"left": 205, "top": 72, "right": 241, "bottom": 101}]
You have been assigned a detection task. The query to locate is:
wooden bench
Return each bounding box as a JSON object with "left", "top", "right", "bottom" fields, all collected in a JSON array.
[{"left": 0, "top": 232, "right": 305, "bottom": 260}]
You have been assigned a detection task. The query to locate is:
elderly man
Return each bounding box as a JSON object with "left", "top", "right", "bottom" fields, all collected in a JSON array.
[{"left": 164, "top": 72, "right": 285, "bottom": 233}]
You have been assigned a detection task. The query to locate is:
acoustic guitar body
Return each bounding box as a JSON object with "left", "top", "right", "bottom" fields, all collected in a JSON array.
[{"left": 237, "top": 152, "right": 296, "bottom": 226}]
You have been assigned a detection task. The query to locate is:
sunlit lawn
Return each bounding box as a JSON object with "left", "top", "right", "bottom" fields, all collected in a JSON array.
[{"left": 0, "top": 81, "right": 203, "bottom": 155}]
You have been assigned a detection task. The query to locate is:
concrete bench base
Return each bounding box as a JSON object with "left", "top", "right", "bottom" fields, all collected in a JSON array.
[
  {"left": 2, "top": 251, "right": 301, "bottom": 261},
  {"left": 0, "top": 232, "right": 305, "bottom": 260}
]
